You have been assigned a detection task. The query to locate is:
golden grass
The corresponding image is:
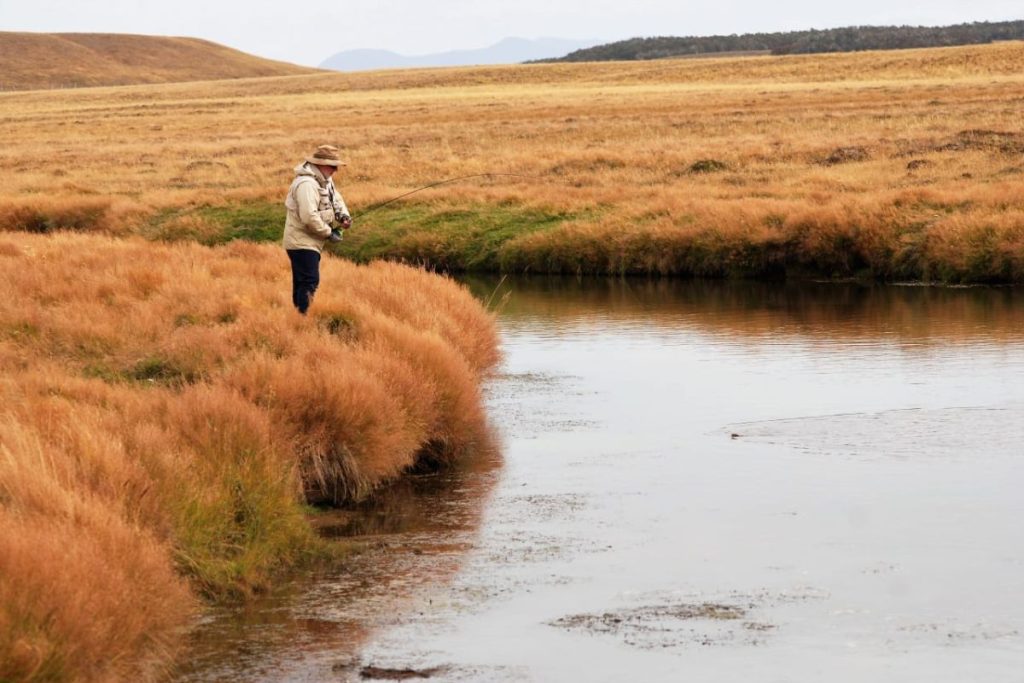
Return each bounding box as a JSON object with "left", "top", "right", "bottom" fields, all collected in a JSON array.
[
  {"left": 0, "top": 32, "right": 315, "bottom": 91},
  {"left": 1, "top": 42, "right": 1022, "bottom": 280},
  {"left": 0, "top": 233, "right": 498, "bottom": 682}
]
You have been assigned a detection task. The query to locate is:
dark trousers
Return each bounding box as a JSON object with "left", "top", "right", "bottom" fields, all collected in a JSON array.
[{"left": 287, "top": 249, "right": 321, "bottom": 314}]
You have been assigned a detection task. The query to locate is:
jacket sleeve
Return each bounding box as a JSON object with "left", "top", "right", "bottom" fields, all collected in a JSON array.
[
  {"left": 331, "top": 185, "right": 350, "bottom": 218},
  {"left": 294, "top": 180, "right": 333, "bottom": 239}
]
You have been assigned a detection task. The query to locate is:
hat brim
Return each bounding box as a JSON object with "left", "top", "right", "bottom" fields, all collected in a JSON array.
[{"left": 306, "top": 157, "right": 346, "bottom": 167}]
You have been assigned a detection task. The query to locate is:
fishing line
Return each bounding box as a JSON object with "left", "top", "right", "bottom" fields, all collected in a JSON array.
[{"left": 352, "top": 173, "right": 536, "bottom": 219}]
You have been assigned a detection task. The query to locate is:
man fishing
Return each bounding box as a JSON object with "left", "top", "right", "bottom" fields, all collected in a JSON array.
[{"left": 282, "top": 144, "right": 352, "bottom": 314}]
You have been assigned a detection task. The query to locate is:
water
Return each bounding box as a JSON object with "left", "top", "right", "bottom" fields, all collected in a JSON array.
[{"left": 178, "top": 278, "right": 1024, "bottom": 682}]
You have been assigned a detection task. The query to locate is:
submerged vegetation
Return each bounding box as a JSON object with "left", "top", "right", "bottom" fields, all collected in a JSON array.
[{"left": 0, "top": 233, "right": 499, "bottom": 681}]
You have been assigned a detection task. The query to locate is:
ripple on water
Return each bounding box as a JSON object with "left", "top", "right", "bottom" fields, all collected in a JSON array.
[{"left": 725, "top": 405, "right": 1024, "bottom": 461}]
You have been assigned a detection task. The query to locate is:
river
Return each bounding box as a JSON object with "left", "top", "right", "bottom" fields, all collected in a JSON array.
[{"left": 178, "top": 278, "right": 1024, "bottom": 682}]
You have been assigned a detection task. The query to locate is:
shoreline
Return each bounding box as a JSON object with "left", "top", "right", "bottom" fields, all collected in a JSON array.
[{"left": 0, "top": 232, "right": 500, "bottom": 682}]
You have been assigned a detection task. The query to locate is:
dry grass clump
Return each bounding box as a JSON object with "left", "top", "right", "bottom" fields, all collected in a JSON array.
[
  {"left": 0, "top": 396, "right": 195, "bottom": 682},
  {"left": 0, "top": 233, "right": 498, "bottom": 682},
  {"left": 0, "top": 197, "right": 125, "bottom": 235}
]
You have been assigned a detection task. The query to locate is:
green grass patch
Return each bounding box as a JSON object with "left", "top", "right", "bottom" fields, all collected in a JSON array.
[
  {"left": 126, "top": 356, "right": 201, "bottom": 386},
  {"left": 334, "top": 202, "right": 589, "bottom": 270},
  {"left": 143, "top": 200, "right": 582, "bottom": 269},
  {"left": 145, "top": 202, "right": 284, "bottom": 245},
  {"left": 197, "top": 203, "right": 283, "bottom": 243},
  {"left": 1, "top": 321, "right": 40, "bottom": 341},
  {"left": 315, "top": 312, "right": 357, "bottom": 339},
  {"left": 82, "top": 356, "right": 203, "bottom": 387},
  {"left": 172, "top": 462, "right": 334, "bottom": 599},
  {"left": 135, "top": 200, "right": 1024, "bottom": 283}
]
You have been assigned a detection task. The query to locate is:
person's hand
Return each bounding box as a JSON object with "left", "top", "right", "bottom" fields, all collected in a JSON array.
[{"left": 340, "top": 214, "right": 353, "bottom": 229}]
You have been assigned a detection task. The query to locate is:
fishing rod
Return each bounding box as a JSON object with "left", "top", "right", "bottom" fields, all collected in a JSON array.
[{"left": 351, "top": 173, "right": 536, "bottom": 220}]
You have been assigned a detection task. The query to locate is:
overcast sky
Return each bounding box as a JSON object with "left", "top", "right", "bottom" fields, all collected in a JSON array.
[{"left": 1, "top": 0, "right": 1021, "bottom": 66}]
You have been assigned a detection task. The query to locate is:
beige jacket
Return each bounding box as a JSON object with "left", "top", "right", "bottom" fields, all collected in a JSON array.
[{"left": 282, "top": 163, "right": 350, "bottom": 252}]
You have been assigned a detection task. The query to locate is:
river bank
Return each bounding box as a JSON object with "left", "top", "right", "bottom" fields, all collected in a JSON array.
[{"left": 0, "top": 233, "right": 499, "bottom": 682}]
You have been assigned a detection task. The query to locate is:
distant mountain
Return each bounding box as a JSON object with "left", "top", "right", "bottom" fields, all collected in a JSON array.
[
  {"left": 320, "top": 37, "right": 602, "bottom": 71},
  {"left": 542, "top": 20, "right": 1024, "bottom": 63},
  {"left": 0, "top": 32, "right": 316, "bottom": 92}
]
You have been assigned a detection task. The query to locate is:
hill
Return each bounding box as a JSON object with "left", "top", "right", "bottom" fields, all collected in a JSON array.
[
  {"left": 543, "top": 19, "right": 1024, "bottom": 62},
  {"left": 320, "top": 37, "right": 601, "bottom": 71},
  {"left": 0, "top": 32, "right": 316, "bottom": 91}
]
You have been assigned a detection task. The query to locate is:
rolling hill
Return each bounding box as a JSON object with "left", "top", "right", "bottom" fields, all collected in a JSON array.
[{"left": 0, "top": 32, "right": 316, "bottom": 91}]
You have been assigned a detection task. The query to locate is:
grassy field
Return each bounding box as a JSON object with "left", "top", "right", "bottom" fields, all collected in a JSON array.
[{"left": 2, "top": 41, "right": 1023, "bottom": 281}]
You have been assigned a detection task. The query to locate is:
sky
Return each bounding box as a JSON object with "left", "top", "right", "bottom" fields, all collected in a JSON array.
[{"left": 1, "top": 0, "right": 1021, "bottom": 66}]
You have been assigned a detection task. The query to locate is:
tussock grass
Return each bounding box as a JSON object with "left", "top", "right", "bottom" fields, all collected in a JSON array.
[
  {"left": 0, "top": 233, "right": 499, "bottom": 682},
  {"left": 2, "top": 42, "right": 1022, "bottom": 281},
  {"left": 0, "top": 197, "right": 123, "bottom": 235},
  {"left": 496, "top": 185, "right": 1024, "bottom": 281}
]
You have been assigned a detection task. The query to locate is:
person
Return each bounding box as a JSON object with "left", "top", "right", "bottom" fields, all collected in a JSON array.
[{"left": 282, "top": 144, "right": 353, "bottom": 314}]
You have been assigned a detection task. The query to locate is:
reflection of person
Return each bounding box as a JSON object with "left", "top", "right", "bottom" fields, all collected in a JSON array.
[{"left": 282, "top": 144, "right": 353, "bottom": 314}]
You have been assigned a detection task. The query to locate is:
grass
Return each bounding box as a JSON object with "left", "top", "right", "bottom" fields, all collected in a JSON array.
[
  {"left": 0, "top": 32, "right": 314, "bottom": 91},
  {"left": 0, "top": 233, "right": 499, "bottom": 682},
  {"left": 145, "top": 202, "right": 285, "bottom": 245},
  {"left": 337, "top": 202, "right": 588, "bottom": 269},
  {"left": 1, "top": 41, "right": 1023, "bottom": 281},
  {"left": 492, "top": 189, "right": 1024, "bottom": 281},
  {"left": 140, "top": 199, "right": 590, "bottom": 271}
]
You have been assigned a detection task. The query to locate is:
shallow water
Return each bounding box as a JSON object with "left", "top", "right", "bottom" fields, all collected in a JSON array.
[{"left": 178, "top": 279, "right": 1024, "bottom": 682}]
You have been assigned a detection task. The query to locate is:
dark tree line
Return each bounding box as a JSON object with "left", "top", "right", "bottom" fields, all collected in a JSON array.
[{"left": 541, "top": 20, "right": 1024, "bottom": 62}]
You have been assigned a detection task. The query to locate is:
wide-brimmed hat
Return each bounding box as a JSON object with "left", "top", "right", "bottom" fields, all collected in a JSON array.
[{"left": 305, "top": 144, "right": 346, "bottom": 167}]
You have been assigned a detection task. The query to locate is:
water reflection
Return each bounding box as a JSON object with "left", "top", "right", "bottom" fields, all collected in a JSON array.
[
  {"left": 465, "top": 276, "right": 1024, "bottom": 345},
  {"left": 175, "top": 451, "right": 500, "bottom": 682}
]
